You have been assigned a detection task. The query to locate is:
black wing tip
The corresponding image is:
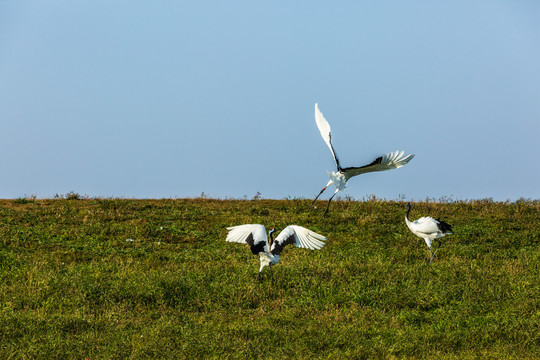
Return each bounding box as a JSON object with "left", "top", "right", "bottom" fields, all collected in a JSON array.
[
  {"left": 372, "top": 156, "right": 383, "bottom": 165},
  {"left": 436, "top": 219, "right": 453, "bottom": 234}
]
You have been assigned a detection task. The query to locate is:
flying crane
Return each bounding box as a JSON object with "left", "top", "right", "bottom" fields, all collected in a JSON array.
[{"left": 312, "top": 103, "right": 415, "bottom": 215}]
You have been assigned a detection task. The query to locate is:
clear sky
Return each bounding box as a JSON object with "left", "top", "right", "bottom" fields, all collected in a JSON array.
[{"left": 1, "top": 1, "right": 539, "bottom": 201}]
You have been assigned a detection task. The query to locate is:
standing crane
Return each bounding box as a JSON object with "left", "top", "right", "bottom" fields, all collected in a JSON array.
[
  {"left": 312, "top": 103, "right": 415, "bottom": 215},
  {"left": 225, "top": 224, "right": 327, "bottom": 280},
  {"left": 405, "top": 202, "right": 453, "bottom": 263}
]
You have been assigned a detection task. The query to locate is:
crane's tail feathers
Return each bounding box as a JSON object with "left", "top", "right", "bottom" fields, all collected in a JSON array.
[{"left": 435, "top": 220, "right": 453, "bottom": 234}]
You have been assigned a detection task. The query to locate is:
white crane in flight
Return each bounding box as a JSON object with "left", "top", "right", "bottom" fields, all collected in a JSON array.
[{"left": 312, "top": 103, "right": 415, "bottom": 215}]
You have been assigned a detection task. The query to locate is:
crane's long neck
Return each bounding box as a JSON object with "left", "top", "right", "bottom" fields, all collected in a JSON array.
[
  {"left": 268, "top": 229, "right": 276, "bottom": 246},
  {"left": 405, "top": 204, "right": 412, "bottom": 227}
]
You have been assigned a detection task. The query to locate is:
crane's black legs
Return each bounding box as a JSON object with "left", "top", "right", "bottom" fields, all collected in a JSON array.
[
  {"left": 311, "top": 187, "right": 327, "bottom": 207},
  {"left": 312, "top": 186, "right": 336, "bottom": 216},
  {"left": 323, "top": 192, "right": 337, "bottom": 216}
]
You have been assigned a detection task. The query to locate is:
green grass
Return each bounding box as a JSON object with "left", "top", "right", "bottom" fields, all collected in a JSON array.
[{"left": 0, "top": 197, "right": 539, "bottom": 359}]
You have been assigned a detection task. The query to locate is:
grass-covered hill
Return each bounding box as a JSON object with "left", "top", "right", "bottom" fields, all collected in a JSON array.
[{"left": 0, "top": 197, "right": 538, "bottom": 359}]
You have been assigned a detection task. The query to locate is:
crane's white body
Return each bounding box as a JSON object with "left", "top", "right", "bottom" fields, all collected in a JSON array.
[
  {"left": 313, "top": 103, "right": 415, "bottom": 214},
  {"left": 405, "top": 216, "right": 448, "bottom": 248},
  {"left": 226, "top": 224, "right": 327, "bottom": 276},
  {"left": 405, "top": 203, "right": 453, "bottom": 262},
  {"left": 321, "top": 171, "right": 348, "bottom": 198}
]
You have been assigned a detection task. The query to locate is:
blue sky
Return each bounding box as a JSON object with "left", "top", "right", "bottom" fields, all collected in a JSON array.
[{"left": 1, "top": 1, "right": 539, "bottom": 201}]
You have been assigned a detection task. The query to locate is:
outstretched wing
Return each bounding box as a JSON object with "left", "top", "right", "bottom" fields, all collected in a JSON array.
[
  {"left": 226, "top": 224, "right": 268, "bottom": 255},
  {"left": 315, "top": 103, "right": 342, "bottom": 171},
  {"left": 270, "top": 225, "right": 327, "bottom": 256},
  {"left": 341, "top": 150, "right": 414, "bottom": 180}
]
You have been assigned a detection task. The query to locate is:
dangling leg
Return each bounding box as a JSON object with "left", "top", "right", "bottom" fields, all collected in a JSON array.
[
  {"left": 256, "top": 271, "right": 261, "bottom": 281},
  {"left": 323, "top": 192, "right": 338, "bottom": 216},
  {"left": 311, "top": 187, "right": 327, "bottom": 207},
  {"left": 429, "top": 247, "right": 434, "bottom": 263},
  {"left": 312, "top": 180, "right": 333, "bottom": 208},
  {"left": 270, "top": 264, "right": 274, "bottom": 285}
]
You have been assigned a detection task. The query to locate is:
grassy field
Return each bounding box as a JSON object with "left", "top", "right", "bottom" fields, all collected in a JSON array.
[{"left": 0, "top": 197, "right": 539, "bottom": 359}]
